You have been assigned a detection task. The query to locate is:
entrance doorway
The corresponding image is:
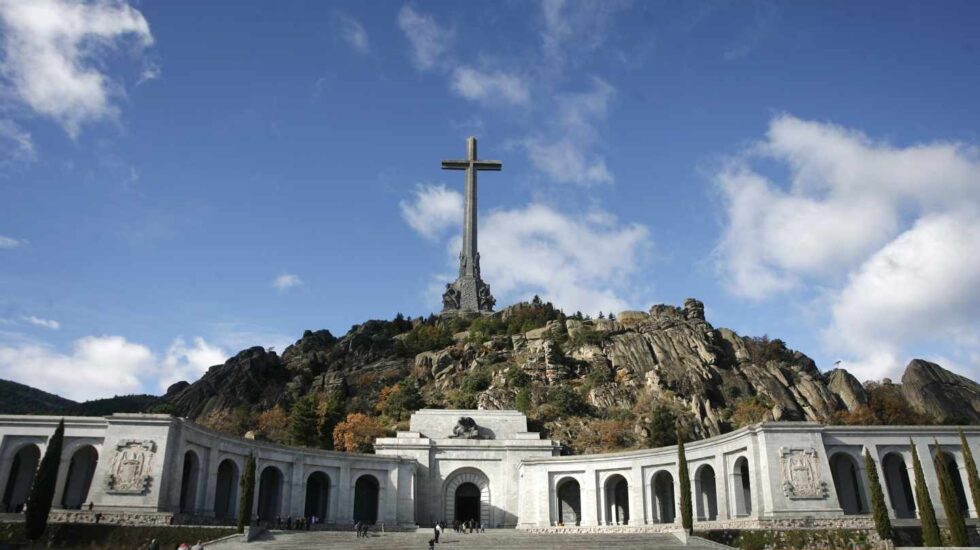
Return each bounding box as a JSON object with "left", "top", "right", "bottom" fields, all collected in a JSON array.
[{"left": 455, "top": 482, "right": 481, "bottom": 523}]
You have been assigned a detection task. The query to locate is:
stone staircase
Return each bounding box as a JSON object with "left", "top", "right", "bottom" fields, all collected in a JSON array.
[{"left": 207, "top": 528, "right": 730, "bottom": 549}]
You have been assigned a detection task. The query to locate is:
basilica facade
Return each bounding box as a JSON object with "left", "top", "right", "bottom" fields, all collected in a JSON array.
[{"left": 0, "top": 410, "right": 977, "bottom": 532}]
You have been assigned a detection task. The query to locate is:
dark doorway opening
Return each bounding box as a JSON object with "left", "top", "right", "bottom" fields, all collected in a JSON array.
[
  {"left": 455, "top": 482, "right": 481, "bottom": 524},
  {"left": 353, "top": 475, "right": 379, "bottom": 524}
]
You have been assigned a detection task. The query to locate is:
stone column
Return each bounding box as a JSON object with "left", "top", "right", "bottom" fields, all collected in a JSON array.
[
  {"left": 581, "top": 468, "right": 598, "bottom": 527},
  {"left": 202, "top": 449, "right": 221, "bottom": 518},
  {"left": 714, "top": 455, "right": 728, "bottom": 521},
  {"left": 51, "top": 453, "right": 73, "bottom": 510},
  {"left": 290, "top": 459, "right": 305, "bottom": 518},
  {"left": 912, "top": 439, "right": 944, "bottom": 518},
  {"left": 868, "top": 444, "right": 896, "bottom": 518},
  {"left": 337, "top": 463, "right": 351, "bottom": 524}
]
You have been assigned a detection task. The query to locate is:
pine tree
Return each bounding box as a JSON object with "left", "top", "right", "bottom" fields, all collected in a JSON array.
[
  {"left": 911, "top": 439, "right": 941, "bottom": 547},
  {"left": 237, "top": 453, "right": 256, "bottom": 533},
  {"left": 677, "top": 427, "right": 692, "bottom": 533},
  {"left": 864, "top": 449, "right": 893, "bottom": 541},
  {"left": 934, "top": 440, "right": 968, "bottom": 546},
  {"left": 317, "top": 390, "right": 346, "bottom": 450},
  {"left": 959, "top": 430, "right": 980, "bottom": 518},
  {"left": 289, "top": 394, "right": 319, "bottom": 447},
  {"left": 25, "top": 419, "right": 64, "bottom": 540}
]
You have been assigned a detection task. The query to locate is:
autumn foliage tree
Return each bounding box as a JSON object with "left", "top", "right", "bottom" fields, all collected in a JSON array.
[
  {"left": 333, "top": 413, "right": 387, "bottom": 453},
  {"left": 835, "top": 382, "right": 933, "bottom": 426},
  {"left": 255, "top": 405, "right": 290, "bottom": 444}
]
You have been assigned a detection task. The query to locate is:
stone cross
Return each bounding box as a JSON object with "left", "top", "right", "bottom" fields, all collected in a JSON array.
[{"left": 440, "top": 136, "right": 500, "bottom": 313}]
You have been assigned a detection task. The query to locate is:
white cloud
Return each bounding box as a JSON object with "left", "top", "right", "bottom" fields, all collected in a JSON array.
[
  {"left": 399, "top": 184, "right": 463, "bottom": 240},
  {"left": 540, "top": 0, "right": 626, "bottom": 64},
  {"left": 0, "top": 235, "right": 24, "bottom": 248},
  {"left": 273, "top": 273, "right": 303, "bottom": 292},
  {"left": 397, "top": 5, "right": 452, "bottom": 71},
  {"left": 159, "top": 337, "right": 227, "bottom": 392},
  {"left": 22, "top": 316, "right": 59, "bottom": 330},
  {"left": 0, "top": 335, "right": 154, "bottom": 401},
  {"left": 335, "top": 12, "right": 369, "bottom": 54},
  {"left": 402, "top": 187, "right": 651, "bottom": 314},
  {"left": 0, "top": 119, "right": 35, "bottom": 166},
  {"left": 523, "top": 77, "right": 615, "bottom": 185},
  {"left": 0, "top": 0, "right": 154, "bottom": 137},
  {"left": 0, "top": 334, "right": 228, "bottom": 401},
  {"left": 715, "top": 114, "right": 980, "bottom": 379},
  {"left": 451, "top": 66, "right": 530, "bottom": 106}
]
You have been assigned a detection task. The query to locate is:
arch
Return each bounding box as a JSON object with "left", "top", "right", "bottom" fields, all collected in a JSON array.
[
  {"left": 455, "top": 482, "right": 481, "bottom": 523},
  {"left": 443, "top": 469, "right": 490, "bottom": 527},
  {"left": 882, "top": 452, "right": 915, "bottom": 519},
  {"left": 732, "top": 456, "right": 752, "bottom": 516},
  {"left": 938, "top": 452, "right": 969, "bottom": 514},
  {"left": 556, "top": 477, "right": 581, "bottom": 526},
  {"left": 305, "top": 471, "right": 330, "bottom": 521},
  {"left": 61, "top": 445, "right": 98, "bottom": 509},
  {"left": 830, "top": 453, "right": 867, "bottom": 515},
  {"left": 353, "top": 474, "right": 380, "bottom": 525},
  {"left": 652, "top": 471, "right": 675, "bottom": 524},
  {"left": 179, "top": 450, "right": 201, "bottom": 513},
  {"left": 213, "top": 459, "right": 240, "bottom": 519},
  {"left": 695, "top": 464, "right": 718, "bottom": 521},
  {"left": 604, "top": 474, "right": 629, "bottom": 525},
  {"left": 257, "top": 465, "right": 283, "bottom": 522},
  {"left": 2, "top": 445, "right": 40, "bottom": 513}
]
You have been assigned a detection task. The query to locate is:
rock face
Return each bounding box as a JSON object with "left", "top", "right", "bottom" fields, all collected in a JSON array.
[
  {"left": 902, "top": 359, "right": 980, "bottom": 423},
  {"left": 157, "top": 298, "right": 980, "bottom": 451}
]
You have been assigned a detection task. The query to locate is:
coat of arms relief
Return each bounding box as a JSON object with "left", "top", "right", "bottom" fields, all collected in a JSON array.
[
  {"left": 105, "top": 440, "right": 156, "bottom": 494},
  {"left": 779, "top": 447, "right": 828, "bottom": 499}
]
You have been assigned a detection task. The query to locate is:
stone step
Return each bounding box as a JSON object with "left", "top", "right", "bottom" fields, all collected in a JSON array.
[{"left": 206, "top": 529, "right": 726, "bottom": 549}]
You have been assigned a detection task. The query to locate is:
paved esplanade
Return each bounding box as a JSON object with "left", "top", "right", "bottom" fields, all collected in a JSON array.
[
  {"left": 208, "top": 529, "right": 718, "bottom": 549},
  {"left": 440, "top": 136, "right": 499, "bottom": 314}
]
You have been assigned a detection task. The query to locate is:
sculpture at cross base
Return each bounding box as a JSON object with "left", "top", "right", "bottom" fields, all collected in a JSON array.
[{"left": 440, "top": 137, "right": 499, "bottom": 314}]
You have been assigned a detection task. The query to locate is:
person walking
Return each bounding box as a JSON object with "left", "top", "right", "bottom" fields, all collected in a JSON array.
[
  {"left": 433, "top": 522, "right": 440, "bottom": 543},
  {"left": 428, "top": 539, "right": 436, "bottom": 550},
  {"left": 355, "top": 521, "right": 362, "bottom": 538},
  {"left": 147, "top": 540, "right": 159, "bottom": 550}
]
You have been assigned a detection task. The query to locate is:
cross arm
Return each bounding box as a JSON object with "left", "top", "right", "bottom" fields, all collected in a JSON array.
[
  {"left": 441, "top": 160, "right": 469, "bottom": 170},
  {"left": 441, "top": 160, "right": 503, "bottom": 171}
]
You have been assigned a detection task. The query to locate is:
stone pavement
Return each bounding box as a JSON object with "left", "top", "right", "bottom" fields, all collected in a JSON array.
[{"left": 206, "top": 528, "right": 728, "bottom": 549}]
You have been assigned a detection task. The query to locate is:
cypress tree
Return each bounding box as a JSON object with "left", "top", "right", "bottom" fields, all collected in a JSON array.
[
  {"left": 958, "top": 430, "right": 980, "bottom": 517},
  {"left": 934, "top": 440, "right": 968, "bottom": 547},
  {"left": 237, "top": 453, "right": 256, "bottom": 533},
  {"left": 677, "top": 427, "right": 692, "bottom": 533},
  {"left": 864, "top": 449, "right": 893, "bottom": 541},
  {"left": 911, "top": 439, "right": 941, "bottom": 547},
  {"left": 25, "top": 419, "right": 64, "bottom": 540}
]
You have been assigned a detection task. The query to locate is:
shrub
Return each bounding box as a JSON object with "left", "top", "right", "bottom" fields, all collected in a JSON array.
[
  {"left": 379, "top": 379, "right": 425, "bottom": 421},
  {"left": 729, "top": 395, "right": 772, "bottom": 428},
  {"left": 514, "top": 388, "right": 531, "bottom": 414},
  {"left": 545, "top": 385, "right": 588, "bottom": 417},
  {"left": 647, "top": 406, "right": 676, "bottom": 448},
  {"left": 835, "top": 382, "right": 934, "bottom": 425},
  {"left": 505, "top": 366, "right": 531, "bottom": 388},
  {"left": 461, "top": 368, "right": 492, "bottom": 393}
]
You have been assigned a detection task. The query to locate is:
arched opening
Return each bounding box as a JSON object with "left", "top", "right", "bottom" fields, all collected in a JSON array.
[
  {"left": 830, "top": 453, "right": 867, "bottom": 515},
  {"left": 178, "top": 450, "right": 200, "bottom": 513},
  {"left": 305, "top": 471, "right": 330, "bottom": 521},
  {"left": 733, "top": 456, "right": 752, "bottom": 516},
  {"left": 213, "top": 459, "right": 239, "bottom": 519},
  {"left": 257, "top": 466, "right": 283, "bottom": 522},
  {"left": 938, "top": 452, "right": 969, "bottom": 514},
  {"left": 61, "top": 445, "right": 98, "bottom": 509},
  {"left": 604, "top": 474, "right": 629, "bottom": 525},
  {"left": 882, "top": 452, "right": 916, "bottom": 518},
  {"left": 353, "top": 475, "right": 379, "bottom": 524},
  {"left": 652, "top": 471, "right": 675, "bottom": 524},
  {"left": 455, "top": 482, "right": 480, "bottom": 523},
  {"left": 443, "top": 469, "right": 490, "bottom": 527},
  {"left": 2, "top": 445, "right": 40, "bottom": 513},
  {"left": 556, "top": 478, "right": 581, "bottom": 526},
  {"left": 695, "top": 465, "right": 718, "bottom": 521}
]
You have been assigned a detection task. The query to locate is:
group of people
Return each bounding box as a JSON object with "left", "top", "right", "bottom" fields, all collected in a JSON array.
[
  {"left": 274, "top": 515, "right": 319, "bottom": 530},
  {"left": 428, "top": 519, "right": 486, "bottom": 547},
  {"left": 353, "top": 521, "right": 371, "bottom": 537}
]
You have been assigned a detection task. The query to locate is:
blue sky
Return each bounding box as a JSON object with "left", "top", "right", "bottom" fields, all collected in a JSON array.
[{"left": 1, "top": 0, "right": 979, "bottom": 400}]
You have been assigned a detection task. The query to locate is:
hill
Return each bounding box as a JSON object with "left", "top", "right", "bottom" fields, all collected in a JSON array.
[{"left": 0, "top": 378, "right": 76, "bottom": 414}]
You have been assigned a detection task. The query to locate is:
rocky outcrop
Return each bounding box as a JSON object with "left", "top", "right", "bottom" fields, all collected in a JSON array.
[
  {"left": 169, "top": 346, "right": 290, "bottom": 419},
  {"left": 826, "top": 368, "right": 867, "bottom": 412},
  {"left": 901, "top": 359, "right": 980, "bottom": 423}
]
